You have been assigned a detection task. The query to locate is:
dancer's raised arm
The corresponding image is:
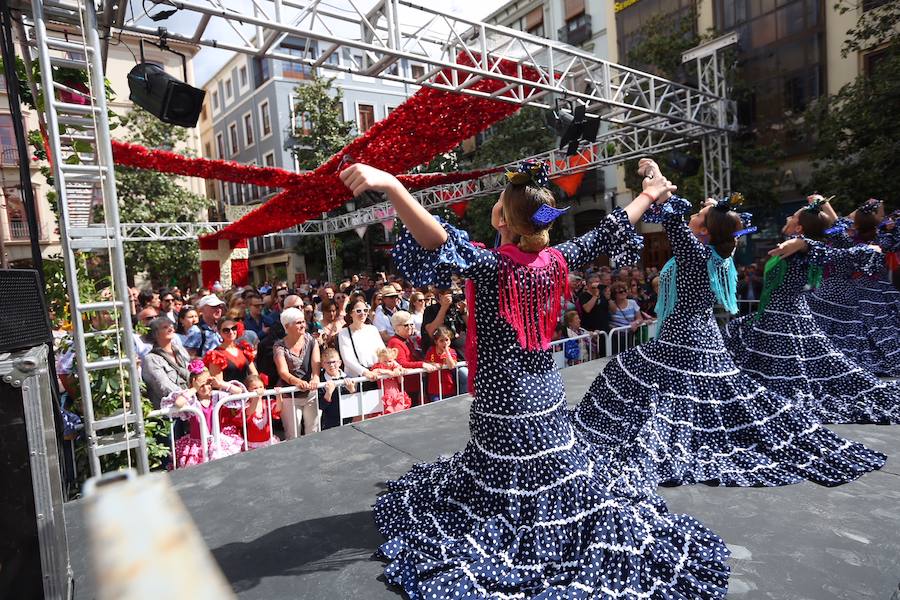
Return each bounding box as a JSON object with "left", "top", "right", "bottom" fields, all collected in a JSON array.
[{"left": 340, "top": 164, "right": 447, "bottom": 250}]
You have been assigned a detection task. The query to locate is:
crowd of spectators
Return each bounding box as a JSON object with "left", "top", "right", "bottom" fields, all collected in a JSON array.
[{"left": 55, "top": 259, "right": 769, "bottom": 457}]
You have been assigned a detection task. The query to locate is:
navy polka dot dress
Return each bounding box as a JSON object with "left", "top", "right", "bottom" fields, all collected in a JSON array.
[
  {"left": 573, "top": 197, "right": 886, "bottom": 489},
  {"left": 807, "top": 218, "right": 900, "bottom": 376},
  {"left": 723, "top": 239, "right": 900, "bottom": 424},
  {"left": 377, "top": 210, "right": 731, "bottom": 599}
]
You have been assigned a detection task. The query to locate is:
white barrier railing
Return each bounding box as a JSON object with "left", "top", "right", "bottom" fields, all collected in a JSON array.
[{"left": 147, "top": 405, "right": 210, "bottom": 469}]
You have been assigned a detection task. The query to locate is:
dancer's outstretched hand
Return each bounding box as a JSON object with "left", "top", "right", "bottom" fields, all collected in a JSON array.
[
  {"left": 768, "top": 237, "right": 808, "bottom": 258},
  {"left": 340, "top": 163, "right": 398, "bottom": 197}
]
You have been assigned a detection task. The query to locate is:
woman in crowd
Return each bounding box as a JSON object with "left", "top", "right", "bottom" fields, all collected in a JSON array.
[
  {"left": 723, "top": 195, "right": 898, "bottom": 424},
  {"left": 318, "top": 299, "right": 344, "bottom": 349},
  {"left": 337, "top": 299, "right": 385, "bottom": 382},
  {"left": 204, "top": 315, "right": 258, "bottom": 383},
  {"left": 406, "top": 291, "right": 427, "bottom": 338},
  {"left": 142, "top": 316, "right": 190, "bottom": 410},
  {"left": 274, "top": 307, "right": 321, "bottom": 438},
  {"left": 340, "top": 159, "right": 730, "bottom": 599},
  {"left": 607, "top": 281, "right": 648, "bottom": 353},
  {"left": 387, "top": 310, "right": 437, "bottom": 406},
  {"left": 574, "top": 158, "right": 884, "bottom": 490},
  {"left": 175, "top": 305, "right": 199, "bottom": 347}
]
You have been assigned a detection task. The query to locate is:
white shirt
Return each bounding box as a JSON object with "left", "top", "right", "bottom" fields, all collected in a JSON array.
[
  {"left": 373, "top": 305, "right": 396, "bottom": 337},
  {"left": 337, "top": 324, "right": 386, "bottom": 377}
]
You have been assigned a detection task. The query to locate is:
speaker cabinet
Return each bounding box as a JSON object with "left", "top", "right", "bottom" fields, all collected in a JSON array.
[
  {"left": 127, "top": 62, "right": 206, "bottom": 128},
  {"left": 0, "top": 269, "right": 52, "bottom": 353}
]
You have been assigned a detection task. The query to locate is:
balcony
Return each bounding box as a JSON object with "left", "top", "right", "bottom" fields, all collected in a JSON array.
[
  {"left": 558, "top": 13, "right": 592, "bottom": 47},
  {"left": 0, "top": 147, "right": 19, "bottom": 166},
  {"left": 9, "top": 220, "right": 29, "bottom": 240}
]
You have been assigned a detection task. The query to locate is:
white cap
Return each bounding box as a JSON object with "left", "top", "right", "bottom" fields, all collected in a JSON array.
[{"left": 197, "top": 295, "right": 225, "bottom": 309}]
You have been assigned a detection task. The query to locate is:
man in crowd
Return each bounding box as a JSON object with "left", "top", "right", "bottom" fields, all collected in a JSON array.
[
  {"left": 374, "top": 285, "right": 401, "bottom": 343},
  {"left": 159, "top": 289, "right": 177, "bottom": 323},
  {"left": 183, "top": 294, "right": 225, "bottom": 358},
  {"left": 243, "top": 292, "right": 268, "bottom": 340},
  {"left": 578, "top": 274, "right": 610, "bottom": 338}
]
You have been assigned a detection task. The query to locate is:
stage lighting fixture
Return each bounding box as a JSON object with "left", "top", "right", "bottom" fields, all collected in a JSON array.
[
  {"left": 552, "top": 99, "right": 599, "bottom": 157},
  {"left": 127, "top": 36, "right": 205, "bottom": 128},
  {"left": 668, "top": 150, "right": 701, "bottom": 177}
]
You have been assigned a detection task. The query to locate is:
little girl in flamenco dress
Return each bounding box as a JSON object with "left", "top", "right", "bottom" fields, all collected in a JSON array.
[
  {"left": 161, "top": 359, "right": 246, "bottom": 468},
  {"left": 371, "top": 346, "right": 413, "bottom": 415}
]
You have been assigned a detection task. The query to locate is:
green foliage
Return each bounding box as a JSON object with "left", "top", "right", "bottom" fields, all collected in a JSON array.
[
  {"left": 0, "top": 56, "right": 35, "bottom": 107},
  {"left": 625, "top": 3, "right": 700, "bottom": 80},
  {"left": 807, "top": 48, "right": 900, "bottom": 211},
  {"left": 835, "top": 0, "right": 900, "bottom": 56},
  {"left": 110, "top": 107, "right": 212, "bottom": 287},
  {"left": 289, "top": 75, "right": 355, "bottom": 170},
  {"left": 467, "top": 106, "right": 555, "bottom": 170},
  {"left": 43, "top": 255, "right": 170, "bottom": 474}
]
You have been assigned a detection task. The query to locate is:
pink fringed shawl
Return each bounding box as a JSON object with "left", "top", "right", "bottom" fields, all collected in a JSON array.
[{"left": 464, "top": 244, "right": 569, "bottom": 397}]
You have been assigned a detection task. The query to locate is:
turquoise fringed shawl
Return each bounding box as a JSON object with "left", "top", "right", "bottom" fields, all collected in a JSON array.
[
  {"left": 708, "top": 248, "right": 738, "bottom": 315},
  {"left": 654, "top": 256, "right": 677, "bottom": 333}
]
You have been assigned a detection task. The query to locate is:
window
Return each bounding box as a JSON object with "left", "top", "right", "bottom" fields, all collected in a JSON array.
[
  {"left": 357, "top": 104, "right": 375, "bottom": 133},
  {"left": 201, "top": 105, "right": 208, "bottom": 121},
  {"left": 243, "top": 113, "right": 254, "bottom": 146},
  {"left": 211, "top": 90, "right": 219, "bottom": 111},
  {"left": 204, "top": 142, "right": 212, "bottom": 159},
  {"left": 239, "top": 65, "right": 248, "bottom": 88},
  {"left": 228, "top": 123, "right": 239, "bottom": 155},
  {"left": 281, "top": 43, "right": 313, "bottom": 79},
  {"left": 224, "top": 78, "right": 233, "bottom": 100},
  {"left": 259, "top": 100, "right": 272, "bottom": 137},
  {"left": 410, "top": 64, "right": 426, "bottom": 80},
  {"left": 526, "top": 6, "right": 544, "bottom": 37},
  {"left": 564, "top": 0, "right": 585, "bottom": 20},
  {"left": 4, "top": 188, "right": 30, "bottom": 240},
  {"left": 215, "top": 133, "right": 225, "bottom": 159},
  {"left": 0, "top": 115, "right": 16, "bottom": 162},
  {"left": 263, "top": 152, "right": 276, "bottom": 195},
  {"left": 864, "top": 47, "right": 889, "bottom": 77},
  {"left": 862, "top": 0, "right": 887, "bottom": 10}
]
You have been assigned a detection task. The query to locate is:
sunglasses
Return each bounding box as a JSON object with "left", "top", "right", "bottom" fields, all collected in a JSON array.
[
  {"left": 324, "top": 360, "right": 340, "bottom": 365},
  {"left": 220, "top": 326, "right": 238, "bottom": 333},
  {"left": 353, "top": 308, "right": 368, "bottom": 314}
]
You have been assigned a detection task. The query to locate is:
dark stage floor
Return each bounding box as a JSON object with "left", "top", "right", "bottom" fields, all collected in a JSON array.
[{"left": 65, "top": 361, "right": 900, "bottom": 599}]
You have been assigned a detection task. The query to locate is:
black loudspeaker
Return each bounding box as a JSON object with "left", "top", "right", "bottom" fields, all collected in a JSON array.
[
  {"left": 0, "top": 269, "right": 52, "bottom": 353},
  {"left": 127, "top": 62, "right": 206, "bottom": 127}
]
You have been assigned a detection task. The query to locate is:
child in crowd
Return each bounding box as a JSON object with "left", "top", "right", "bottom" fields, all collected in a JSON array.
[
  {"left": 230, "top": 374, "right": 282, "bottom": 449},
  {"left": 318, "top": 347, "right": 356, "bottom": 430},
  {"left": 371, "top": 347, "right": 412, "bottom": 414},
  {"left": 563, "top": 310, "right": 589, "bottom": 366},
  {"left": 424, "top": 326, "right": 457, "bottom": 402},
  {"left": 161, "top": 359, "right": 245, "bottom": 468}
]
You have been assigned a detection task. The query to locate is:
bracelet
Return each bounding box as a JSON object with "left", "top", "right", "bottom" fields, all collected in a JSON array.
[{"left": 638, "top": 191, "right": 655, "bottom": 203}]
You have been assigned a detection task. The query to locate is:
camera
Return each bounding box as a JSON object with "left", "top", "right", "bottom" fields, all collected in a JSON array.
[{"left": 452, "top": 293, "right": 465, "bottom": 303}]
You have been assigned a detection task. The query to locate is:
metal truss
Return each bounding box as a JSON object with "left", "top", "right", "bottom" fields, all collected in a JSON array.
[
  {"left": 683, "top": 32, "right": 738, "bottom": 198},
  {"left": 108, "top": 0, "right": 735, "bottom": 136}
]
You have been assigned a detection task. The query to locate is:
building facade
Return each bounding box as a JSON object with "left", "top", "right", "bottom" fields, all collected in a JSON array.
[
  {"left": 199, "top": 38, "right": 419, "bottom": 286},
  {"left": 0, "top": 30, "right": 201, "bottom": 269}
]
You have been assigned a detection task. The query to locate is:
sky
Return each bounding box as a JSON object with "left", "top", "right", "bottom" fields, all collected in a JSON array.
[{"left": 143, "top": 0, "right": 510, "bottom": 86}]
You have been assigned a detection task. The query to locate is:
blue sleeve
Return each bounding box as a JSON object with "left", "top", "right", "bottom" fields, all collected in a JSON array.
[
  {"left": 651, "top": 196, "right": 706, "bottom": 263},
  {"left": 805, "top": 238, "right": 881, "bottom": 275},
  {"left": 391, "top": 216, "right": 497, "bottom": 288},
  {"left": 554, "top": 208, "right": 644, "bottom": 268},
  {"left": 876, "top": 221, "right": 900, "bottom": 252},
  {"left": 182, "top": 325, "right": 202, "bottom": 350}
]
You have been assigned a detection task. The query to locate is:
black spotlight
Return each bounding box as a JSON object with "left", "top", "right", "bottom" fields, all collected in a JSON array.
[
  {"left": 668, "top": 150, "right": 701, "bottom": 177},
  {"left": 552, "top": 99, "right": 600, "bottom": 157},
  {"left": 127, "top": 36, "right": 205, "bottom": 127}
]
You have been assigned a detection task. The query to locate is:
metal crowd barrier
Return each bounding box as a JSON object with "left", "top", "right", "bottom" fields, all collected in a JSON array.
[{"left": 146, "top": 405, "right": 210, "bottom": 469}]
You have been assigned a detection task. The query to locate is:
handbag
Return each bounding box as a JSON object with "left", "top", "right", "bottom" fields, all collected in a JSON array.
[{"left": 343, "top": 328, "right": 380, "bottom": 392}]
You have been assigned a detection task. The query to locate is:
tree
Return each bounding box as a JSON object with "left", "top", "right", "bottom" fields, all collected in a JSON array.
[
  {"left": 806, "top": 4, "right": 899, "bottom": 211},
  {"left": 619, "top": 2, "right": 782, "bottom": 218},
  {"left": 290, "top": 74, "right": 357, "bottom": 279},
  {"left": 288, "top": 74, "right": 354, "bottom": 170},
  {"left": 111, "top": 107, "right": 212, "bottom": 287},
  {"left": 460, "top": 107, "right": 556, "bottom": 244}
]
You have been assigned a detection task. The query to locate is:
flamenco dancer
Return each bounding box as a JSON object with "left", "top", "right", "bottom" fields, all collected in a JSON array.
[
  {"left": 574, "top": 158, "right": 885, "bottom": 490},
  {"left": 339, "top": 160, "right": 730, "bottom": 599},
  {"left": 807, "top": 199, "right": 900, "bottom": 376},
  {"left": 723, "top": 196, "right": 899, "bottom": 424}
]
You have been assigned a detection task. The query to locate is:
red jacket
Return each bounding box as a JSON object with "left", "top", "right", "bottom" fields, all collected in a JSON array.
[{"left": 388, "top": 335, "right": 425, "bottom": 393}]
